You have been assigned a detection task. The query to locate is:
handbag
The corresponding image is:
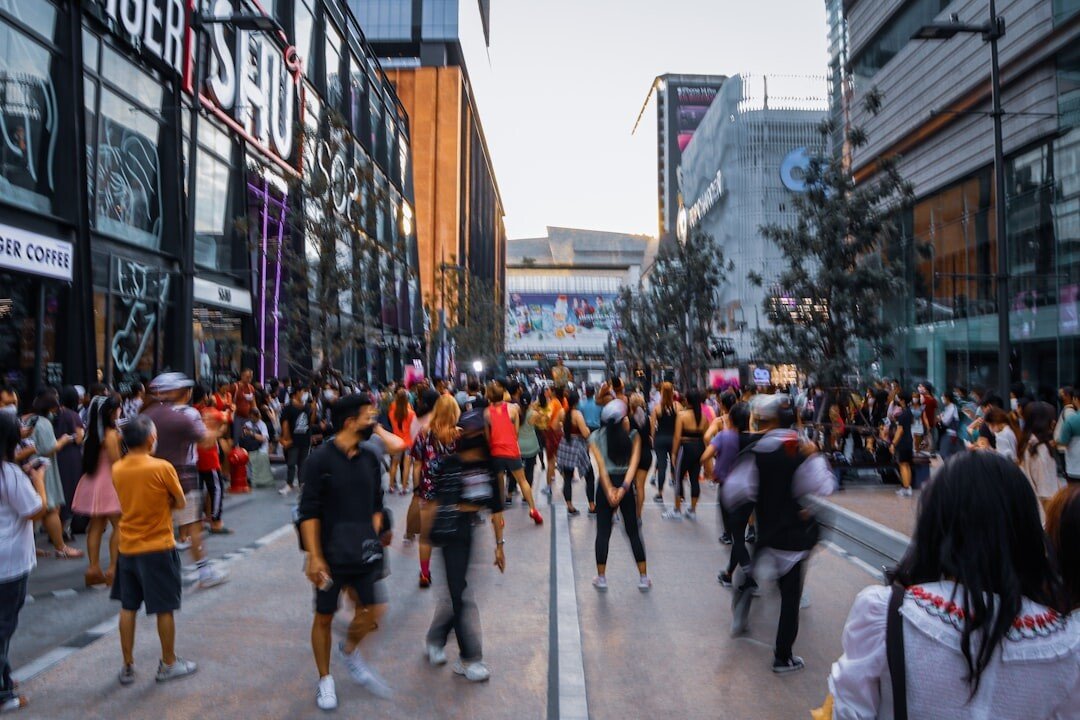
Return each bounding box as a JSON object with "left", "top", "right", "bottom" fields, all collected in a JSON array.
[
  {"left": 428, "top": 503, "right": 461, "bottom": 547},
  {"left": 886, "top": 583, "right": 909, "bottom": 720}
]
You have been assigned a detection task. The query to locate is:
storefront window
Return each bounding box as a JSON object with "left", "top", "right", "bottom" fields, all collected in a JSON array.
[
  {"left": 0, "top": 14, "right": 63, "bottom": 215},
  {"left": 194, "top": 307, "right": 242, "bottom": 384},
  {"left": 0, "top": 270, "right": 58, "bottom": 398},
  {"left": 325, "top": 23, "right": 342, "bottom": 112},
  {"left": 349, "top": 57, "right": 368, "bottom": 142},
  {"left": 185, "top": 118, "right": 238, "bottom": 274},
  {"left": 294, "top": 0, "right": 315, "bottom": 81},
  {"left": 97, "top": 255, "right": 172, "bottom": 386}
]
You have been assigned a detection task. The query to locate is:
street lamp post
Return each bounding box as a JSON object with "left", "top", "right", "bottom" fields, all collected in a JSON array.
[
  {"left": 180, "top": 4, "right": 282, "bottom": 375},
  {"left": 912, "top": 2, "right": 1009, "bottom": 397}
]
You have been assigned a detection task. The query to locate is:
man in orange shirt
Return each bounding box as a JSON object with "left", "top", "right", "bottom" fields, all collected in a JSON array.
[
  {"left": 110, "top": 415, "right": 197, "bottom": 686},
  {"left": 232, "top": 368, "right": 256, "bottom": 441}
]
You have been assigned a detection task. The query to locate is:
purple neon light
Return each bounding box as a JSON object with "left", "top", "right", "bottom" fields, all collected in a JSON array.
[
  {"left": 274, "top": 193, "right": 286, "bottom": 380},
  {"left": 259, "top": 178, "right": 270, "bottom": 385}
]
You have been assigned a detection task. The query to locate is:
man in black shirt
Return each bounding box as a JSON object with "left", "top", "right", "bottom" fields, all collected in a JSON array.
[
  {"left": 279, "top": 385, "right": 314, "bottom": 496},
  {"left": 298, "top": 393, "right": 403, "bottom": 711}
]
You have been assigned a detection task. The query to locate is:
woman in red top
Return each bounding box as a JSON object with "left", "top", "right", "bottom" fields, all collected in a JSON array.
[
  {"left": 389, "top": 389, "right": 415, "bottom": 495},
  {"left": 485, "top": 380, "right": 543, "bottom": 524}
]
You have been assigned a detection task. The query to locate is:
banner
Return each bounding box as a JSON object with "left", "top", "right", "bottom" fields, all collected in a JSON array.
[{"left": 506, "top": 292, "right": 618, "bottom": 351}]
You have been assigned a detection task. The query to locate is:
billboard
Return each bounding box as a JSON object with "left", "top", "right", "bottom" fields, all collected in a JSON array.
[
  {"left": 674, "top": 85, "right": 720, "bottom": 152},
  {"left": 506, "top": 292, "right": 619, "bottom": 351}
]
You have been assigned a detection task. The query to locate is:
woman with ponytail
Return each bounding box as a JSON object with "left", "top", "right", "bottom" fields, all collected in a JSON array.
[{"left": 71, "top": 395, "right": 123, "bottom": 586}]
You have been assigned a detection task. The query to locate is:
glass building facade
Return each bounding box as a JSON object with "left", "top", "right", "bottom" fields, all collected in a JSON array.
[{"left": 0, "top": 0, "right": 422, "bottom": 399}]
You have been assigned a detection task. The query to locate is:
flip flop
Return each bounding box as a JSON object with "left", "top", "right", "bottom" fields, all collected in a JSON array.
[{"left": 208, "top": 527, "right": 234, "bottom": 535}]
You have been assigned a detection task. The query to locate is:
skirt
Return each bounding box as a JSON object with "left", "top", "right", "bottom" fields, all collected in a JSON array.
[
  {"left": 71, "top": 466, "right": 121, "bottom": 517},
  {"left": 557, "top": 435, "right": 589, "bottom": 475},
  {"left": 542, "top": 429, "right": 562, "bottom": 457}
]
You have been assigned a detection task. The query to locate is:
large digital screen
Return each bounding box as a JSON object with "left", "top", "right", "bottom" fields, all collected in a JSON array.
[
  {"left": 674, "top": 85, "right": 720, "bottom": 152},
  {"left": 506, "top": 292, "right": 619, "bottom": 351}
]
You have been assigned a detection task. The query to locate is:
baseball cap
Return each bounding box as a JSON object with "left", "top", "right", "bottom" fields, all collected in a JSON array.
[
  {"left": 149, "top": 372, "right": 194, "bottom": 393},
  {"left": 752, "top": 394, "right": 789, "bottom": 420},
  {"left": 601, "top": 399, "right": 628, "bottom": 424}
]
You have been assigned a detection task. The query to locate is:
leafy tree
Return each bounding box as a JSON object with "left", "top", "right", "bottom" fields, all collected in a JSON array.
[
  {"left": 428, "top": 266, "right": 504, "bottom": 377},
  {"left": 750, "top": 89, "right": 913, "bottom": 388}
]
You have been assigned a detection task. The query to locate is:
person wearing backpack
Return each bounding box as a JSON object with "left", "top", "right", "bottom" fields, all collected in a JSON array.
[{"left": 722, "top": 393, "right": 835, "bottom": 673}]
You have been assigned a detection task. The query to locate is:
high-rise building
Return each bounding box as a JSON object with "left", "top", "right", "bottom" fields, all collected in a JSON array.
[
  {"left": 348, "top": 0, "right": 506, "bottom": 377},
  {"left": 638, "top": 74, "right": 727, "bottom": 246},
  {"left": 837, "top": 0, "right": 1080, "bottom": 392}
]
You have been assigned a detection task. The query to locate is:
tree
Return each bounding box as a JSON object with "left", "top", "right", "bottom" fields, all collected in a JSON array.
[
  {"left": 750, "top": 89, "right": 913, "bottom": 389},
  {"left": 615, "top": 228, "right": 728, "bottom": 387},
  {"left": 429, "top": 267, "right": 504, "bottom": 377}
]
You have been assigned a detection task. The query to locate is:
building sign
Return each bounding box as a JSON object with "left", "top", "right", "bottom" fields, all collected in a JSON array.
[
  {"left": 0, "top": 223, "right": 74, "bottom": 281},
  {"left": 506, "top": 292, "right": 619, "bottom": 352},
  {"left": 194, "top": 277, "right": 253, "bottom": 314},
  {"left": 677, "top": 168, "right": 724, "bottom": 243},
  {"left": 780, "top": 147, "right": 811, "bottom": 193},
  {"left": 752, "top": 367, "right": 771, "bottom": 385},
  {"left": 95, "top": 0, "right": 299, "bottom": 164}
]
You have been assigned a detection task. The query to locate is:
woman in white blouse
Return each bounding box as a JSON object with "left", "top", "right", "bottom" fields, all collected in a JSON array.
[{"left": 828, "top": 452, "right": 1078, "bottom": 719}]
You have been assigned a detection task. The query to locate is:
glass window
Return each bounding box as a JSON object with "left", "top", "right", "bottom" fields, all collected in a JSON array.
[
  {"left": 1061, "top": 46, "right": 1080, "bottom": 129},
  {"left": 349, "top": 57, "right": 368, "bottom": 141},
  {"left": 850, "top": 0, "right": 951, "bottom": 87},
  {"left": 0, "top": 17, "right": 64, "bottom": 214},
  {"left": 294, "top": 0, "right": 315, "bottom": 81},
  {"left": 94, "top": 88, "right": 164, "bottom": 249},
  {"left": 422, "top": 0, "right": 458, "bottom": 41},
  {"left": 347, "top": 0, "right": 412, "bottom": 42},
  {"left": 1055, "top": 0, "right": 1080, "bottom": 24},
  {"left": 102, "top": 46, "right": 163, "bottom": 112},
  {"left": 193, "top": 151, "right": 235, "bottom": 272},
  {"left": 82, "top": 27, "right": 99, "bottom": 71},
  {"left": 325, "top": 23, "right": 342, "bottom": 112},
  {"left": 0, "top": 0, "right": 58, "bottom": 43}
]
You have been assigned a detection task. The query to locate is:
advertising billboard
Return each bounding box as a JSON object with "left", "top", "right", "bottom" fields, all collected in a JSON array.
[
  {"left": 506, "top": 292, "right": 619, "bottom": 351},
  {"left": 674, "top": 85, "right": 720, "bottom": 152}
]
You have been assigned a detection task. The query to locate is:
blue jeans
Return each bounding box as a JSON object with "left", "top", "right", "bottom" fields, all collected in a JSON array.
[{"left": 0, "top": 573, "right": 29, "bottom": 702}]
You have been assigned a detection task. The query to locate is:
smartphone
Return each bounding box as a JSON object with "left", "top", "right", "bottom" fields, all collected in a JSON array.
[
  {"left": 28, "top": 457, "right": 48, "bottom": 471},
  {"left": 318, "top": 573, "right": 333, "bottom": 592}
]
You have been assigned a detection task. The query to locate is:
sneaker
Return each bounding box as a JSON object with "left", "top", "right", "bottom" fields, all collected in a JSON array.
[
  {"left": 316, "top": 675, "right": 338, "bottom": 711},
  {"left": 718, "top": 571, "right": 733, "bottom": 587},
  {"left": 337, "top": 643, "right": 393, "bottom": 698},
  {"left": 719, "top": 532, "right": 733, "bottom": 545},
  {"left": 402, "top": 537, "right": 413, "bottom": 547},
  {"left": 801, "top": 593, "right": 811, "bottom": 609},
  {"left": 684, "top": 508, "right": 697, "bottom": 521},
  {"left": 118, "top": 663, "right": 136, "bottom": 685},
  {"left": 661, "top": 509, "right": 683, "bottom": 520},
  {"left": 197, "top": 566, "right": 229, "bottom": 590},
  {"left": 426, "top": 644, "right": 447, "bottom": 666},
  {"left": 592, "top": 575, "right": 608, "bottom": 591},
  {"left": 772, "top": 656, "right": 806, "bottom": 674},
  {"left": 745, "top": 528, "right": 757, "bottom": 544},
  {"left": 896, "top": 487, "right": 913, "bottom": 498},
  {"left": 174, "top": 538, "right": 192, "bottom": 552},
  {"left": 567, "top": 506, "right": 580, "bottom": 516},
  {"left": 653, "top": 494, "right": 664, "bottom": 504},
  {"left": 155, "top": 657, "right": 197, "bottom": 682},
  {"left": 529, "top": 508, "right": 544, "bottom": 525},
  {"left": 637, "top": 575, "right": 652, "bottom": 592},
  {"left": 505, "top": 496, "right": 514, "bottom": 507},
  {"left": 278, "top": 485, "right": 294, "bottom": 496},
  {"left": 453, "top": 660, "right": 491, "bottom": 682},
  {"left": 419, "top": 572, "right": 432, "bottom": 588},
  {"left": 541, "top": 485, "right": 552, "bottom": 497},
  {"left": 731, "top": 583, "right": 753, "bottom": 637}
]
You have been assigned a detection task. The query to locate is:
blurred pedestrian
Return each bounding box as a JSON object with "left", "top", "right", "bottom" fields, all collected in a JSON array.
[
  {"left": 1044, "top": 484, "right": 1080, "bottom": 612},
  {"left": 110, "top": 416, "right": 196, "bottom": 686},
  {"left": 279, "top": 385, "right": 315, "bottom": 496},
  {"left": 72, "top": 395, "right": 123, "bottom": 587},
  {"left": 27, "top": 392, "right": 82, "bottom": 559},
  {"left": 242, "top": 408, "right": 272, "bottom": 490},
  {"left": 1020, "top": 400, "right": 1062, "bottom": 512},
  {"left": 55, "top": 386, "right": 85, "bottom": 536}
]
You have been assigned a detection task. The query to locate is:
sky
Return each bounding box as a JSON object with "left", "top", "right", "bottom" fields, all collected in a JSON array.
[{"left": 469, "top": 0, "right": 829, "bottom": 240}]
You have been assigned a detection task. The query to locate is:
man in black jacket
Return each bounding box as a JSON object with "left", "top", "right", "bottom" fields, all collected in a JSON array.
[{"left": 721, "top": 394, "right": 835, "bottom": 674}]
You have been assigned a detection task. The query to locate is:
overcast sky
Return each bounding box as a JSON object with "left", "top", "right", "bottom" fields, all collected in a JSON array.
[{"left": 472, "top": 1, "right": 829, "bottom": 240}]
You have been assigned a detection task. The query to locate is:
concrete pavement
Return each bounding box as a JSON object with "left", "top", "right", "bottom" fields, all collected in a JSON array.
[{"left": 13, "top": 478, "right": 883, "bottom": 719}]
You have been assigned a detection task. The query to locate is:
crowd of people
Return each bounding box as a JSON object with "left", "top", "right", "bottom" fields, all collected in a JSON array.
[{"left": 2, "top": 362, "right": 1079, "bottom": 715}]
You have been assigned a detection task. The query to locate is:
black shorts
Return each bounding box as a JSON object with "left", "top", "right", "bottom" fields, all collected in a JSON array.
[
  {"left": 637, "top": 449, "right": 654, "bottom": 473},
  {"left": 314, "top": 569, "right": 383, "bottom": 615},
  {"left": 110, "top": 549, "right": 182, "bottom": 615},
  {"left": 490, "top": 457, "right": 523, "bottom": 474}
]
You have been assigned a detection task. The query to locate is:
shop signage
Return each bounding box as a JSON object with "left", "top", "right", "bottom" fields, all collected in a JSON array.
[
  {"left": 780, "top": 147, "right": 811, "bottom": 193},
  {"left": 677, "top": 168, "right": 724, "bottom": 243},
  {"left": 0, "top": 223, "right": 74, "bottom": 282},
  {"left": 194, "top": 277, "right": 253, "bottom": 314},
  {"left": 752, "top": 367, "right": 771, "bottom": 385},
  {"left": 98, "top": 0, "right": 187, "bottom": 75}
]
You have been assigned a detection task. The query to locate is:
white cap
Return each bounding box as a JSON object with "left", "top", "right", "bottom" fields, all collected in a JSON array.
[
  {"left": 601, "top": 399, "right": 628, "bottom": 424},
  {"left": 149, "top": 372, "right": 194, "bottom": 393}
]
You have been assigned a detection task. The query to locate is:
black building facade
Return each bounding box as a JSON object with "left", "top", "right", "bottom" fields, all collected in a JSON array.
[{"left": 0, "top": 0, "right": 422, "bottom": 398}]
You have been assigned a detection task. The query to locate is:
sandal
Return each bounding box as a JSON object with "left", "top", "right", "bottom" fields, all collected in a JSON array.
[
  {"left": 208, "top": 527, "right": 234, "bottom": 535},
  {"left": 55, "top": 546, "right": 85, "bottom": 559}
]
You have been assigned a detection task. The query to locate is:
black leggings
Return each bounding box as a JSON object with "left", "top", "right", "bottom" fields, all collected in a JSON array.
[
  {"left": 724, "top": 502, "right": 754, "bottom": 575},
  {"left": 561, "top": 465, "right": 596, "bottom": 507},
  {"left": 674, "top": 440, "right": 704, "bottom": 502},
  {"left": 595, "top": 474, "right": 645, "bottom": 566},
  {"left": 654, "top": 436, "right": 673, "bottom": 491},
  {"left": 200, "top": 469, "right": 225, "bottom": 523}
]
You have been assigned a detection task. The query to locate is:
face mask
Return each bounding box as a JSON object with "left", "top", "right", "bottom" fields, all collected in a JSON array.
[
  {"left": 0, "top": 405, "right": 16, "bottom": 416},
  {"left": 358, "top": 425, "right": 375, "bottom": 441},
  {"left": 1010, "top": 398, "right": 1019, "bottom": 412},
  {"left": 323, "top": 390, "right": 336, "bottom": 401},
  {"left": 301, "top": 392, "right": 311, "bottom": 404}
]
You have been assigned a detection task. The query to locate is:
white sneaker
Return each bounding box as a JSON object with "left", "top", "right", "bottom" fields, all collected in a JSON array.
[
  {"left": 661, "top": 509, "right": 683, "bottom": 520},
  {"left": 278, "top": 485, "right": 294, "bottom": 496},
  {"left": 316, "top": 675, "right": 337, "bottom": 711},
  {"left": 637, "top": 575, "right": 652, "bottom": 592},
  {"left": 895, "top": 487, "right": 913, "bottom": 498},
  {"left": 800, "top": 593, "right": 811, "bottom": 609},
  {"left": 592, "top": 575, "right": 608, "bottom": 591},
  {"left": 684, "top": 508, "right": 697, "bottom": 521},
  {"left": 175, "top": 538, "right": 192, "bottom": 551},
  {"left": 453, "top": 660, "right": 491, "bottom": 682},
  {"left": 337, "top": 643, "right": 392, "bottom": 698},
  {"left": 197, "top": 566, "right": 229, "bottom": 589},
  {"left": 426, "top": 644, "right": 447, "bottom": 666}
]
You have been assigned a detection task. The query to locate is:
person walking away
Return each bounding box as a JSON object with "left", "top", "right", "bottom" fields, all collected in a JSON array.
[
  {"left": 299, "top": 394, "right": 397, "bottom": 710},
  {"left": 405, "top": 389, "right": 439, "bottom": 549},
  {"left": 578, "top": 385, "right": 603, "bottom": 503},
  {"left": 702, "top": 402, "right": 756, "bottom": 586},
  {"left": 1044, "top": 483, "right": 1080, "bottom": 612},
  {"left": 723, "top": 394, "right": 834, "bottom": 673},
  {"left": 408, "top": 393, "right": 456, "bottom": 587},
  {"left": 667, "top": 389, "right": 709, "bottom": 519},
  {"left": 193, "top": 385, "right": 234, "bottom": 534},
  {"left": 27, "top": 392, "right": 83, "bottom": 559},
  {"left": 889, "top": 391, "right": 915, "bottom": 497},
  {"left": 589, "top": 400, "right": 650, "bottom": 591},
  {"left": 72, "top": 395, "right": 123, "bottom": 586},
  {"left": 1020, "top": 400, "right": 1062, "bottom": 513},
  {"left": 937, "top": 391, "right": 961, "bottom": 460},
  {"left": 142, "top": 373, "right": 227, "bottom": 589},
  {"left": 556, "top": 390, "right": 592, "bottom": 515},
  {"left": 551, "top": 357, "right": 572, "bottom": 391},
  {"left": 651, "top": 382, "right": 679, "bottom": 503},
  {"left": 627, "top": 393, "right": 653, "bottom": 520},
  {"left": 827, "top": 452, "right": 1078, "bottom": 717},
  {"left": 485, "top": 379, "right": 543, "bottom": 523},
  {"left": 232, "top": 369, "right": 256, "bottom": 442},
  {"left": 243, "top": 408, "right": 273, "bottom": 489},
  {"left": 388, "top": 389, "right": 415, "bottom": 494},
  {"left": 0, "top": 413, "right": 47, "bottom": 714},
  {"left": 919, "top": 382, "right": 938, "bottom": 452},
  {"left": 110, "top": 415, "right": 197, "bottom": 685},
  {"left": 533, "top": 388, "right": 563, "bottom": 495},
  {"left": 425, "top": 403, "right": 506, "bottom": 682},
  {"left": 510, "top": 387, "right": 542, "bottom": 503},
  {"left": 1057, "top": 389, "right": 1080, "bottom": 484},
  {"left": 55, "top": 386, "right": 85, "bottom": 536},
  {"left": 279, "top": 385, "right": 315, "bottom": 495}
]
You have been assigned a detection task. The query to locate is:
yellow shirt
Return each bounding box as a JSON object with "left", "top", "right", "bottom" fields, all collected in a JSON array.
[{"left": 112, "top": 453, "right": 185, "bottom": 555}]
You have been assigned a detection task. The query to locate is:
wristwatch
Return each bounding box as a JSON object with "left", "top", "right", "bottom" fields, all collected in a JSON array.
[{"left": 496, "top": 539, "right": 506, "bottom": 546}]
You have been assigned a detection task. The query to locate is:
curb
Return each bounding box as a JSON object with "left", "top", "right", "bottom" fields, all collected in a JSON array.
[
  {"left": 808, "top": 495, "right": 910, "bottom": 569},
  {"left": 13, "top": 523, "right": 293, "bottom": 686}
]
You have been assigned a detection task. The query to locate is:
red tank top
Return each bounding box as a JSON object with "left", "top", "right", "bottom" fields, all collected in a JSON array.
[{"left": 488, "top": 403, "right": 520, "bottom": 459}]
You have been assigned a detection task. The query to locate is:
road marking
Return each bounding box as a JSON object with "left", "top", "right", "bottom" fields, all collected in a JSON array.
[
  {"left": 253, "top": 523, "right": 293, "bottom": 547},
  {"left": 554, "top": 503, "right": 589, "bottom": 720},
  {"left": 51, "top": 589, "right": 78, "bottom": 600},
  {"left": 822, "top": 540, "right": 885, "bottom": 580},
  {"left": 11, "top": 647, "right": 76, "bottom": 683}
]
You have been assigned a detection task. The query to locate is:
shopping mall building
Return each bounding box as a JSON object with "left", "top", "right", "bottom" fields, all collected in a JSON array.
[
  {"left": 0, "top": 0, "right": 423, "bottom": 397},
  {"left": 833, "top": 0, "right": 1080, "bottom": 394}
]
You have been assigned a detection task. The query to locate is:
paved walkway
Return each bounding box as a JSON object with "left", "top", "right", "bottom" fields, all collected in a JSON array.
[
  {"left": 826, "top": 486, "right": 920, "bottom": 538},
  {"left": 15, "top": 483, "right": 880, "bottom": 719}
]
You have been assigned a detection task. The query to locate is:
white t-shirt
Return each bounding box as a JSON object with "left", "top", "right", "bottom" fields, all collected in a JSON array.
[{"left": 0, "top": 462, "right": 44, "bottom": 581}]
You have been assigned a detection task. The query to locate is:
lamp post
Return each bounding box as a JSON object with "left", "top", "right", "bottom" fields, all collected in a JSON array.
[
  {"left": 912, "top": 2, "right": 1009, "bottom": 398},
  {"left": 180, "top": 4, "right": 283, "bottom": 375}
]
